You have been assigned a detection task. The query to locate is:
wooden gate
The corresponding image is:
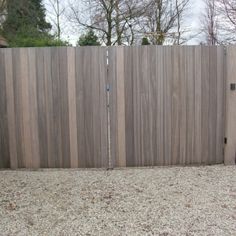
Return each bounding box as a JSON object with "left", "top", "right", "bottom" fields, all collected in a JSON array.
[
  {"left": 0, "top": 46, "right": 230, "bottom": 168},
  {"left": 109, "top": 46, "right": 226, "bottom": 167},
  {"left": 0, "top": 47, "right": 108, "bottom": 168}
]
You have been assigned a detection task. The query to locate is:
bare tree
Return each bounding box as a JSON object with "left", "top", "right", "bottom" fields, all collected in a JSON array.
[
  {"left": 216, "top": 0, "right": 236, "bottom": 43},
  {"left": 68, "top": 0, "right": 113, "bottom": 45},
  {"left": 218, "top": 0, "right": 236, "bottom": 27},
  {"left": 139, "top": 0, "right": 190, "bottom": 45},
  {"left": 172, "top": 0, "right": 193, "bottom": 45},
  {"left": 67, "top": 0, "right": 148, "bottom": 45},
  {"left": 175, "top": 0, "right": 181, "bottom": 44},
  {"left": 201, "top": 0, "right": 219, "bottom": 45},
  {"left": 46, "top": 0, "right": 66, "bottom": 40}
]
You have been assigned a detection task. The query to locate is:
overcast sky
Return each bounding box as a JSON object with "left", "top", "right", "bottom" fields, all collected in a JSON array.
[
  {"left": 45, "top": 0, "right": 205, "bottom": 45},
  {"left": 187, "top": 0, "right": 205, "bottom": 44}
]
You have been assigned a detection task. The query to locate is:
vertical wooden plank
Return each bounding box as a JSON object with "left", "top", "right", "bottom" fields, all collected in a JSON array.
[
  {"left": 201, "top": 46, "right": 210, "bottom": 164},
  {"left": 139, "top": 47, "right": 146, "bottom": 166},
  {"left": 67, "top": 47, "right": 78, "bottom": 168},
  {"left": 122, "top": 47, "right": 132, "bottom": 166},
  {"left": 216, "top": 46, "right": 225, "bottom": 164},
  {"left": 28, "top": 48, "right": 40, "bottom": 168},
  {"left": 163, "top": 47, "right": 172, "bottom": 165},
  {"left": 108, "top": 47, "right": 116, "bottom": 168},
  {"left": 51, "top": 48, "right": 62, "bottom": 167},
  {"left": 209, "top": 47, "right": 217, "bottom": 164},
  {"left": 186, "top": 47, "right": 195, "bottom": 164},
  {"left": 12, "top": 49, "right": 23, "bottom": 167},
  {"left": 140, "top": 47, "right": 149, "bottom": 166},
  {"left": 20, "top": 48, "right": 32, "bottom": 168},
  {"left": 138, "top": 46, "right": 150, "bottom": 166},
  {"left": 4, "top": 49, "right": 17, "bottom": 168},
  {"left": 194, "top": 46, "right": 202, "bottom": 164},
  {"left": 155, "top": 46, "right": 164, "bottom": 165},
  {"left": 0, "top": 49, "right": 10, "bottom": 168},
  {"left": 91, "top": 47, "right": 100, "bottom": 167},
  {"left": 59, "top": 47, "right": 70, "bottom": 168},
  {"left": 148, "top": 46, "right": 157, "bottom": 166},
  {"left": 116, "top": 47, "right": 126, "bottom": 167},
  {"left": 145, "top": 46, "right": 154, "bottom": 166},
  {"left": 171, "top": 46, "right": 180, "bottom": 165},
  {"left": 179, "top": 47, "right": 187, "bottom": 165},
  {"left": 43, "top": 48, "right": 55, "bottom": 168},
  {"left": 75, "top": 47, "right": 86, "bottom": 168},
  {"left": 225, "top": 46, "right": 236, "bottom": 165},
  {"left": 135, "top": 46, "right": 141, "bottom": 166},
  {"left": 36, "top": 48, "right": 48, "bottom": 167},
  {"left": 83, "top": 47, "right": 94, "bottom": 167},
  {"left": 98, "top": 47, "right": 108, "bottom": 168}
]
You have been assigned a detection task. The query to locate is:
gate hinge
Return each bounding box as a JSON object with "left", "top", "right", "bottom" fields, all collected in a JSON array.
[{"left": 224, "top": 137, "right": 227, "bottom": 144}]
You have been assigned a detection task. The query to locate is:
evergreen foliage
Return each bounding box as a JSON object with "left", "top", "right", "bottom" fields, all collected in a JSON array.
[{"left": 77, "top": 30, "right": 101, "bottom": 46}]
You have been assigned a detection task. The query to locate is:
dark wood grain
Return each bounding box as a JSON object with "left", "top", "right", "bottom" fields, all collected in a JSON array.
[
  {"left": 5, "top": 49, "right": 17, "bottom": 169},
  {"left": 0, "top": 49, "right": 10, "bottom": 168}
]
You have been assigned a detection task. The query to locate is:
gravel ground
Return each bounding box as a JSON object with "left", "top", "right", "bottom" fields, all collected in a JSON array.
[{"left": 0, "top": 165, "right": 235, "bottom": 236}]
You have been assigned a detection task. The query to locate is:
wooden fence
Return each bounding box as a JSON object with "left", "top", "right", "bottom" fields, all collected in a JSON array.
[
  {"left": 109, "top": 46, "right": 225, "bottom": 167},
  {"left": 0, "top": 47, "right": 108, "bottom": 168},
  {"left": 0, "top": 46, "right": 234, "bottom": 168}
]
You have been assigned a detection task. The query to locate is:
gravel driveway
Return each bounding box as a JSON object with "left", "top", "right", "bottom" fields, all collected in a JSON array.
[{"left": 0, "top": 165, "right": 235, "bottom": 236}]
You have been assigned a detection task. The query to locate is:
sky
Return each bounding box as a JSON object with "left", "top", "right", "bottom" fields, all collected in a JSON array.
[
  {"left": 187, "top": 0, "right": 205, "bottom": 44},
  {"left": 45, "top": 0, "right": 205, "bottom": 46}
]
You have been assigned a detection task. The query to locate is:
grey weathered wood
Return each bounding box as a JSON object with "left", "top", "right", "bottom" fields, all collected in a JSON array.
[
  {"left": 186, "top": 46, "right": 195, "bottom": 164},
  {"left": 108, "top": 47, "right": 118, "bottom": 168},
  {"left": 209, "top": 47, "right": 217, "bottom": 164},
  {"left": 194, "top": 46, "right": 202, "bottom": 164},
  {"left": 75, "top": 47, "right": 108, "bottom": 168},
  {"left": 36, "top": 48, "right": 49, "bottom": 167},
  {"left": 20, "top": 48, "right": 32, "bottom": 168},
  {"left": 110, "top": 46, "right": 225, "bottom": 167},
  {"left": 0, "top": 47, "right": 108, "bottom": 169},
  {"left": 201, "top": 46, "right": 210, "bottom": 164},
  {"left": 164, "top": 47, "right": 173, "bottom": 166},
  {"left": 116, "top": 47, "right": 126, "bottom": 167},
  {"left": 0, "top": 46, "right": 227, "bottom": 168},
  {"left": 148, "top": 46, "right": 157, "bottom": 166},
  {"left": 171, "top": 46, "right": 180, "bottom": 165},
  {"left": 28, "top": 48, "right": 40, "bottom": 168},
  {"left": 225, "top": 46, "right": 236, "bottom": 165},
  {"left": 179, "top": 47, "right": 187, "bottom": 164},
  {"left": 12, "top": 49, "right": 24, "bottom": 168},
  {"left": 59, "top": 47, "right": 70, "bottom": 168},
  {"left": 156, "top": 46, "right": 164, "bottom": 166},
  {"left": 67, "top": 47, "right": 78, "bottom": 168},
  {"left": 75, "top": 47, "right": 86, "bottom": 167},
  {"left": 216, "top": 47, "right": 225, "bottom": 164},
  {"left": 132, "top": 46, "right": 141, "bottom": 166},
  {"left": 98, "top": 47, "right": 109, "bottom": 168},
  {"left": 43, "top": 48, "right": 54, "bottom": 168}
]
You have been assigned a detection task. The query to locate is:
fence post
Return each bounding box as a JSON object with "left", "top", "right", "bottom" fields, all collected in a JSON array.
[{"left": 224, "top": 46, "right": 236, "bottom": 165}]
